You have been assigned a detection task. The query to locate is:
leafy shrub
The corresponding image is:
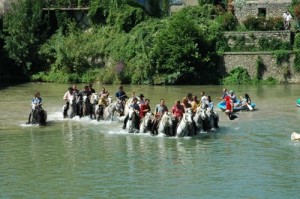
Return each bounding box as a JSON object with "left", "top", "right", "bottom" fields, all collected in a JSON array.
[
  {"left": 258, "top": 37, "right": 291, "bottom": 51},
  {"left": 222, "top": 67, "right": 251, "bottom": 85},
  {"left": 293, "top": 50, "right": 300, "bottom": 72},
  {"left": 243, "top": 16, "right": 284, "bottom": 31},
  {"left": 273, "top": 50, "right": 290, "bottom": 65},
  {"left": 294, "top": 33, "right": 300, "bottom": 49},
  {"left": 216, "top": 12, "right": 238, "bottom": 31},
  {"left": 256, "top": 56, "right": 266, "bottom": 80}
]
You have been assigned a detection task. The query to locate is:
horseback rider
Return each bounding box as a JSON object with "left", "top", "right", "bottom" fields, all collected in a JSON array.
[
  {"left": 99, "top": 87, "right": 110, "bottom": 104},
  {"left": 151, "top": 99, "right": 168, "bottom": 134},
  {"left": 115, "top": 86, "right": 128, "bottom": 116},
  {"left": 138, "top": 94, "right": 145, "bottom": 106},
  {"left": 171, "top": 100, "right": 185, "bottom": 135},
  {"left": 190, "top": 95, "right": 200, "bottom": 113},
  {"left": 122, "top": 97, "right": 140, "bottom": 129},
  {"left": 88, "top": 83, "right": 96, "bottom": 93},
  {"left": 63, "top": 87, "right": 74, "bottom": 118},
  {"left": 139, "top": 98, "right": 151, "bottom": 119},
  {"left": 27, "top": 92, "right": 42, "bottom": 124},
  {"left": 76, "top": 85, "right": 92, "bottom": 116}
]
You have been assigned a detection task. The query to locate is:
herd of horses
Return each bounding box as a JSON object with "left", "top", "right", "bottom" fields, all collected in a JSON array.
[
  {"left": 62, "top": 94, "right": 219, "bottom": 137},
  {"left": 126, "top": 105, "right": 219, "bottom": 137},
  {"left": 30, "top": 93, "right": 219, "bottom": 137}
]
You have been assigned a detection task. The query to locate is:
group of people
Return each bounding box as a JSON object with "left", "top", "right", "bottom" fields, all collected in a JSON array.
[
  {"left": 120, "top": 87, "right": 219, "bottom": 133},
  {"left": 28, "top": 84, "right": 251, "bottom": 127},
  {"left": 220, "top": 88, "right": 252, "bottom": 119}
]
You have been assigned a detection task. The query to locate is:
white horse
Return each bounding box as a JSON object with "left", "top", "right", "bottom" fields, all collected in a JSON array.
[
  {"left": 140, "top": 112, "right": 154, "bottom": 133},
  {"left": 193, "top": 107, "right": 207, "bottom": 134},
  {"left": 103, "top": 100, "right": 124, "bottom": 121},
  {"left": 206, "top": 108, "right": 219, "bottom": 131},
  {"left": 158, "top": 112, "right": 174, "bottom": 136},
  {"left": 63, "top": 95, "right": 77, "bottom": 119},
  {"left": 89, "top": 93, "right": 99, "bottom": 119},
  {"left": 291, "top": 132, "right": 300, "bottom": 140},
  {"left": 126, "top": 108, "right": 140, "bottom": 133},
  {"left": 176, "top": 109, "right": 194, "bottom": 137}
]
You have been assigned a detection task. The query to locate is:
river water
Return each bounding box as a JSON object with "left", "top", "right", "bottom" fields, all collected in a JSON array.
[{"left": 0, "top": 83, "right": 300, "bottom": 198}]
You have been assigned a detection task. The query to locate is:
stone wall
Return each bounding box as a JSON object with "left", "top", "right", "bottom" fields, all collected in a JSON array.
[
  {"left": 224, "top": 30, "right": 291, "bottom": 48},
  {"left": 222, "top": 51, "right": 300, "bottom": 83},
  {"left": 234, "top": 0, "right": 291, "bottom": 23}
]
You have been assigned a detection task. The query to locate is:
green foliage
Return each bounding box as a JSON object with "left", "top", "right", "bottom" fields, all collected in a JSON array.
[
  {"left": 2, "top": 0, "right": 46, "bottom": 76},
  {"left": 216, "top": 12, "right": 238, "bottom": 31},
  {"left": 272, "top": 50, "right": 290, "bottom": 65},
  {"left": 293, "top": 50, "right": 300, "bottom": 72},
  {"left": 150, "top": 5, "right": 221, "bottom": 84},
  {"left": 294, "top": 33, "right": 300, "bottom": 49},
  {"left": 243, "top": 16, "right": 284, "bottom": 31},
  {"left": 256, "top": 56, "right": 266, "bottom": 80},
  {"left": 222, "top": 67, "right": 251, "bottom": 85},
  {"left": 258, "top": 37, "right": 291, "bottom": 51},
  {"left": 88, "top": 0, "right": 146, "bottom": 32}
]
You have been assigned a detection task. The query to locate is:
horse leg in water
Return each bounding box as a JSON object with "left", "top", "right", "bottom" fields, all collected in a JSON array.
[
  {"left": 151, "top": 117, "right": 160, "bottom": 135},
  {"left": 26, "top": 110, "right": 33, "bottom": 124},
  {"left": 63, "top": 101, "right": 69, "bottom": 118}
]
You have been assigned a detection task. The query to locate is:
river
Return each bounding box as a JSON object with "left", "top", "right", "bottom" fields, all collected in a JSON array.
[{"left": 0, "top": 83, "right": 300, "bottom": 198}]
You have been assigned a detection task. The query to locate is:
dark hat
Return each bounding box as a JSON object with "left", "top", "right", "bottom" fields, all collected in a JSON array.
[
  {"left": 139, "top": 94, "right": 144, "bottom": 98},
  {"left": 187, "top": 93, "right": 192, "bottom": 97}
]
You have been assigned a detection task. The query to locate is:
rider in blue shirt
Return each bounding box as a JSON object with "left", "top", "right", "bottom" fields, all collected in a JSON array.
[
  {"left": 116, "top": 86, "right": 128, "bottom": 116},
  {"left": 27, "top": 92, "right": 42, "bottom": 124}
]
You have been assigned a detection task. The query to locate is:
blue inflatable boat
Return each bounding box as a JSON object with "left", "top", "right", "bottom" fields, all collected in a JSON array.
[{"left": 217, "top": 101, "right": 256, "bottom": 112}]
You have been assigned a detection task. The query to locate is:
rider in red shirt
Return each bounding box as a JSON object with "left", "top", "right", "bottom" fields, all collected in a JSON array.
[
  {"left": 172, "top": 100, "right": 185, "bottom": 120},
  {"left": 140, "top": 99, "right": 151, "bottom": 118},
  {"left": 225, "top": 95, "right": 232, "bottom": 119}
]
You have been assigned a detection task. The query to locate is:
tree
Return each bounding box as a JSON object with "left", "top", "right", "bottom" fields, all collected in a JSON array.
[{"left": 2, "top": 0, "right": 46, "bottom": 76}]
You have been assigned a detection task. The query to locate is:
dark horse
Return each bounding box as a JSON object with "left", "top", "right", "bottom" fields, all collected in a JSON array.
[
  {"left": 96, "top": 104, "right": 105, "bottom": 121},
  {"left": 28, "top": 108, "right": 47, "bottom": 126}
]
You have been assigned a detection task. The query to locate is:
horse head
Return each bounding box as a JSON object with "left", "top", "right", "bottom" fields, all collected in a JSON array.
[
  {"left": 184, "top": 108, "right": 193, "bottom": 124},
  {"left": 161, "top": 112, "right": 173, "bottom": 127},
  {"left": 89, "top": 93, "right": 99, "bottom": 105},
  {"left": 128, "top": 107, "right": 140, "bottom": 132},
  {"left": 116, "top": 100, "right": 124, "bottom": 115},
  {"left": 193, "top": 107, "right": 206, "bottom": 131}
]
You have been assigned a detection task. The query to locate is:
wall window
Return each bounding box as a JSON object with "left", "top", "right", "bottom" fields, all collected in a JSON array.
[{"left": 258, "top": 8, "right": 266, "bottom": 17}]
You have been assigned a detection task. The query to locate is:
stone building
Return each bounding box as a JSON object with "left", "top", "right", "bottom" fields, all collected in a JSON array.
[{"left": 234, "top": 0, "right": 292, "bottom": 23}]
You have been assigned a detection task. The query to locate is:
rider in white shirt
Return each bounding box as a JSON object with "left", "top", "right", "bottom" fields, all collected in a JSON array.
[{"left": 63, "top": 87, "right": 74, "bottom": 118}]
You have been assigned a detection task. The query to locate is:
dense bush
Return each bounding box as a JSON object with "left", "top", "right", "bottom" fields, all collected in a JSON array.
[
  {"left": 216, "top": 12, "right": 238, "bottom": 31},
  {"left": 273, "top": 50, "right": 290, "bottom": 65},
  {"left": 258, "top": 37, "right": 291, "bottom": 51},
  {"left": 222, "top": 67, "right": 251, "bottom": 85},
  {"left": 294, "top": 33, "right": 300, "bottom": 49},
  {"left": 243, "top": 16, "right": 284, "bottom": 31}
]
